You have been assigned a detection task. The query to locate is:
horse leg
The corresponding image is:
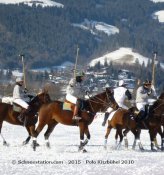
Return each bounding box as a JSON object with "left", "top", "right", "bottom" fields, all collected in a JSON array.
[
  {"left": 78, "top": 122, "right": 87, "bottom": 152},
  {"left": 22, "top": 126, "right": 31, "bottom": 145},
  {"left": 149, "top": 128, "right": 158, "bottom": 151},
  {"left": 123, "top": 128, "right": 130, "bottom": 149},
  {"left": 131, "top": 129, "right": 144, "bottom": 151},
  {"left": 161, "top": 127, "right": 164, "bottom": 151},
  {"left": 0, "top": 121, "right": 9, "bottom": 146},
  {"left": 30, "top": 123, "right": 46, "bottom": 151},
  {"left": 115, "top": 127, "right": 123, "bottom": 150},
  {"left": 115, "top": 129, "right": 119, "bottom": 145},
  {"left": 44, "top": 121, "right": 58, "bottom": 148},
  {"left": 83, "top": 125, "right": 90, "bottom": 147},
  {"left": 104, "top": 121, "right": 113, "bottom": 150},
  {"left": 154, "top": 126, "right": 162, "bottom": 150}
]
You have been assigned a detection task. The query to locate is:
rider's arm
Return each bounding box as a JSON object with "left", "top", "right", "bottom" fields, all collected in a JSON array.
[{"left": 125, "top": 89, "right": 132, "bottom": 100}]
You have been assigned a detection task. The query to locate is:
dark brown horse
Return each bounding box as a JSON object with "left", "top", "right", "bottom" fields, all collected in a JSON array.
[
  {"left": 0, "top": 91, "right": 51, "bottom": 146},
  {"left": 31, "top": 88, "right": 118, "bottom": 152},
  {"left": 104, "top": 92, "right": 164, "bottom": 151}
]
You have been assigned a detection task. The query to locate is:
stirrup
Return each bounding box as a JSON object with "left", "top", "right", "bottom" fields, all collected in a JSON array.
[
  {"left": 102, "top": 121, "right": 106, "bottom": 126},
  {"left": 72, "top": 115, "right": 81, "bottom": 120}
]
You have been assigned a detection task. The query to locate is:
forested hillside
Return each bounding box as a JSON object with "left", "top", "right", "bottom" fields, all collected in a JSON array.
[{"left": 0, "top": 0, "right": 164, "bottom": 69}]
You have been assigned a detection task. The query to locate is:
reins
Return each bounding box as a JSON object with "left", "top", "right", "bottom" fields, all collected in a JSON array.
[{"left": 86, "top": 90, "right": 114, "bottom": 113}]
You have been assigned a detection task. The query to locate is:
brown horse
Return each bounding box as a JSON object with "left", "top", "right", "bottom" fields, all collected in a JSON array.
[
  {"left": 0, "top": 91, "right": 51, "bottom": 146},
  {"left": 104, "top": 92, "right": 164, "bottom": 151},
  {"left": 31, "top": 88, "right": 118, "bottom": 152}
]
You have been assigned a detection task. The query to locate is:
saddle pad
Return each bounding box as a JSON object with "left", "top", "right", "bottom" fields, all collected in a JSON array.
[
  {"left": 63, "top": 102, "right": 73, "bottom": 111},
  {"left": 2, "top": 97, "right": 13, "bottom": 105}
]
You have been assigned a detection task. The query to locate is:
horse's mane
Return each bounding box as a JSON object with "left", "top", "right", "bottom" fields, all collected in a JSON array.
[{"left": 85, "top": 90, "right": 107, "bottom": 102}]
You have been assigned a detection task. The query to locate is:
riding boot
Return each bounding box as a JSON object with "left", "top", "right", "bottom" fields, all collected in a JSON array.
[
  {"left": 102, "top": 112, "right": 109, "bottom": 126},
  {"left": 136, "top": 110, "right": 146, "bottom": 123},
  {"left": 72, "top": 100, "right": 81, "bottom": 120},
  {"left": 17, "top": 107, "right": 31, "bottom": 125}
]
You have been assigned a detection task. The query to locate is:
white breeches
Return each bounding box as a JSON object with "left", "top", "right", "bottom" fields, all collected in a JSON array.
[
  {"left": 13, "top": 99, "right": 29, "bottom": 109},
  {"left": 136, "top": 102, "right": 146, "bottom": 111},
  {"left": 66, "top": 94, "right": 77, "bottom": 104},
  {"left": 106, "top": 107, "right": 114, "bottom": 113},
  {"left": 118, "top": 103, "right": 128, "bottom": 110}
]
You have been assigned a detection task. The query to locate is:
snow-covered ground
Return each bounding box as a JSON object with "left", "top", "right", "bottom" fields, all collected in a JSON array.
[
  {"left": 0, "top": 0, "right": 64, "bottom": 8},
  {"left": 0, "top": 117, "right": 164, "bottom": 175}
]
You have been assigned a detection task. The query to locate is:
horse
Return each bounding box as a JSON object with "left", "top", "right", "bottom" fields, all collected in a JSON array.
[
  {"left": 0, "top": 90, "right": 51, "bottom": 146},
  {"left": 104, "top": 92, "right": 164, "bottom": 151},
  {"left": 31, "top": 88, "right": 119, "bottom": 152}
]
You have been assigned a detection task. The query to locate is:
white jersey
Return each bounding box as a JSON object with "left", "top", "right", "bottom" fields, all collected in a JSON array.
[
  {"left": 13, "top": 84, "right": 29, "bottom": 109},
  {"left": 113, "top": 86, "right": 128, "bottom": 104}
]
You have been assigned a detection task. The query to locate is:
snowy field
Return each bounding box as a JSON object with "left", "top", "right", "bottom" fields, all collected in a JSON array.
[{"left": 0, "top": 117, "right": 164, "bottom": 175}]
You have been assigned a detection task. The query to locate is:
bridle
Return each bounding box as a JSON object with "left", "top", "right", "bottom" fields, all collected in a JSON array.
[{"left": 86, "top": 90, "right": 116, "bottom": 113}]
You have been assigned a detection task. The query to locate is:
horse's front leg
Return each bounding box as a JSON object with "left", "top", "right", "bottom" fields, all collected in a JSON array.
[
  {"left": 104, "top": 121, "right": 113, "bottom": 150},
  {"left": 0, "top": 121, "right": 9, "bottom": 146},
  {"left": 22, "top": 126, "right": 32, "bottom": 145},
  {"left": 131, "top": 128, "right": 144, "bottom": 151},
  {"left": 115, "top": 127, "right": 123, "bottom": 150},
  {"left": 149, "top": 128, "right": 159, "bottom": 151},
  {"left": 79, "top": 122, "right": 87, "bottom": 152},
  {"left": 123, "top": 128, "right": 130, "bottom": 149},
  {"left": 30, "top": 124, "right": 45, "bottom": 151},
  {"left": 83, "top": 125, "right": 90, "bottom": 147},
  {"left": 44, "top": 120, "right": 58, "bottom": 148}
]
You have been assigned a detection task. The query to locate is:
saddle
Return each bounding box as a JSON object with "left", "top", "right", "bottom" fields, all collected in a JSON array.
[{"left": 63, "top": 100, "right": 75, "bottom": 111}]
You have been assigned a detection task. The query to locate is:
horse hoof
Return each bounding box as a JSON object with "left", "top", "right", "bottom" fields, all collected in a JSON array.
[
  {"left": 3, "top": 141, "right": 9, "bottom": 146},
  {"left": 46, "top": 142, "right": 50, "bottom": 148},
  {"left": 36, "top": 142, "right": 40, "bottom": 147},
  {"left": 83, "top": 149, "right": 87, "bottom": 153},
  {"left": 22, "top": 141, "right": 28, "bottom": 145},
  {"left": 151, "top": 148, "right": 157, "bottom": 152}
]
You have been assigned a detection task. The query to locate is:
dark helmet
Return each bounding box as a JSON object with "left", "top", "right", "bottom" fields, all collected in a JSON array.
[
  {"left": 143, "top": 80, "right": 152, "bottom": 86},
  {"left": 76, "top": 71, "right": 85, "bottom": 77}
]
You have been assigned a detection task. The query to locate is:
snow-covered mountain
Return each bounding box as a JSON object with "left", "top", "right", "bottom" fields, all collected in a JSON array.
[
  {"left": 72, "top": 19, "right": 119, "bottom": 36},
  {"left": 150, "top": 0, "right": 164, "bottom": 2},
  {"left": 0, "top": 0, "right": 64, "bottom": 8},
  {"left": 151, "top": 0, "right": 164, "bottom": 23},
  {"left": 89, "top": 47, "right": 164, "bottom": 69},
  {"left": 153, "top": 10, "right": 164, "bottom": 22}
]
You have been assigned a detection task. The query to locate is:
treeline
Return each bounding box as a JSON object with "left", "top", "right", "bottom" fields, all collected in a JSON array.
[{"left": 0, "top": 0, "right": 164, "bottom": 69}]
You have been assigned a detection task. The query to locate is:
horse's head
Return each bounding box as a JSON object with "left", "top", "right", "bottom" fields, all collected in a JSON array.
[
  {"left": 30, "top": 90, "right": 51, "bottom": 107},
  {"left": 87, "top": 87, "right": 118, "bottom": 113},
  {"left": 105, "top": 87, "right": 119, "bottom": 110}
]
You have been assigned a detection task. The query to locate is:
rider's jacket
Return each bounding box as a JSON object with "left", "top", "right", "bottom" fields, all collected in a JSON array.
[
  {"left": 136, "top": 86, "right": 156, "bottom": 103},
  {"left": 66, "top": 78, "right": 85, "bottom": 99},
  {"left": 13, "top": 84, "right": 28, "bottom": 101}
]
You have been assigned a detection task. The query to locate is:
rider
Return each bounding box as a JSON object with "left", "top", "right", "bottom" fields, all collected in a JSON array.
[
  {"left": 102, "top": 80, "right": 132, "bottom": 126},
  {"left": 66, "top": 71, "right": 86, "bottom": 120},
  {"left": 135, "top": 80, "right": 157, "bottom": 122},
  {"left": 13, "top": 77, "right": 30, "bottom": 124}
]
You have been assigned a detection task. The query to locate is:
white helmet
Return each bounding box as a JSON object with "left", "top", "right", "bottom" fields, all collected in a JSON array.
[
  {"left": 118, "top": 80, "right": 125, "bottom": 86},
  {"left": 16, "top": 77, "right": 23, "bottom": 83}
]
